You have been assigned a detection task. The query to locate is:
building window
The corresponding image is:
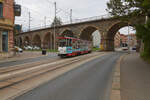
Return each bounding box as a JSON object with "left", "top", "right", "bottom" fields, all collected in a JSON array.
[{"left": 0, "top": 3, "right": 3, "bottom": 18}]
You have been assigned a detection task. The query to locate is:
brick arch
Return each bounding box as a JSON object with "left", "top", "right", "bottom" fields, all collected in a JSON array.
[
  {"left": 79, "top": 25, "right": 100, "bottom": 41},
  {"left": 32, "top": 34, "right": 41, "bottom": 47},
  {"left": 42, "top": 32, "right": 54, "bottom": 49}
]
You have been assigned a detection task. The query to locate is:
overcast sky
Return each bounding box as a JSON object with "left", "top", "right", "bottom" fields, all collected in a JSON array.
[{"left": 15, "top": 0, "right": 135, "bottom": 34}]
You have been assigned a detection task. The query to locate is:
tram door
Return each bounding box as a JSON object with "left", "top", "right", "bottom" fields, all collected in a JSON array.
[{"left": 2, "top": 31, "right": 8, "bottom": 52}]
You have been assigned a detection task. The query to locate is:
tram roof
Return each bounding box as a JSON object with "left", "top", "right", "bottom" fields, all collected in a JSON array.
[
  {"left": 57, "top": 37, "right": 91, "bottom": 43},
  {"left": 57, "top": 37, "right": 79, "bottom": 40}
]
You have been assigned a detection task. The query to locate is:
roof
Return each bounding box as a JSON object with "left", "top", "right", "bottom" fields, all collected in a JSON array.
[{"left": 57, "top": 37, "right": 91, "bottom": 43}]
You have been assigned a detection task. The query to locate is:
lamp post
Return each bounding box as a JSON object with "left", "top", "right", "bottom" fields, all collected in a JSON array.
[{"left": 128, "top": 22, "right": 130, "bottom": 53}]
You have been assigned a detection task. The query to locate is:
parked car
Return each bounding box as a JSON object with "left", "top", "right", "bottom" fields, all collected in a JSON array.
[
  {"left": 132, "top": 47, "right": 136, "bottom": 50},
  {"left": 33, "top": 46, "right": 40, "bottom": 50},
  {"left": 24, "top": 46, "right": 28, "bottom": 50},
  {"left": 14, "top": 46, "right": 23, "bottom": 53},
  {"left": 122, "top": 47, "right": 128, "bottom": 51},
  {"left": 24, "top": 46, "right": 33, "bottom": 50}
]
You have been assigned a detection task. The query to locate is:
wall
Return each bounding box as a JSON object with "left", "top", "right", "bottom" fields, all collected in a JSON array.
[{"left": 0, "top": 0, "right": 14, "bottom": 56}]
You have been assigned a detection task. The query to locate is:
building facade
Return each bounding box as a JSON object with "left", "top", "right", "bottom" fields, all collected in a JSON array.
[
  {"left": 114, "top": 33, "right": 137, "bottom": 48},
  {"left": 0, "top": 0, "right": 21, "bottom": 57},
  {"left": 114, "top": 32, "right": 121, "bottom": 48},
  {"left": 120, "top": 34, "right": 128, "bottom": 47},
  {"left": 128, "top": 33, "right": 137, "bottom": 47}
]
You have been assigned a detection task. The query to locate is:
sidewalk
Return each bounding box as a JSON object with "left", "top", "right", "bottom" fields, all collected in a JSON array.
[
  {"left": 120, "top": 53, "right": 150, "bottom": 100},
  {"left": 0, "top": 51, "right": 56, "bottom": 63}
]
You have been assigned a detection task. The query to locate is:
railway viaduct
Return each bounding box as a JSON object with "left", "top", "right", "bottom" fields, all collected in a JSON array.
[{"left": 15, "top": 15, "right": 144, "bottom": 51}]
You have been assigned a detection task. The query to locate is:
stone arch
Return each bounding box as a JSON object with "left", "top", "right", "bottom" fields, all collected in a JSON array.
[
  {"left": 43, "top": 32, "right": 54, "bottom": 49},
  {"left": 107, "top": 21, "right": 129, "bottom": 38},
  {"left": 105, "top": 21, "right": 134, "bottom": 50},
  {"left": 24, "top": 36, "right": 31, "bottom": 46},
  {"left": 61, "top": 29, "right": 75, "bottom": 37},
  {"left": 80, "top": 26, "right": 100, "bottom": 41},
  {"left": 32, "top": 34, "right": 41, "bottom": 47}
]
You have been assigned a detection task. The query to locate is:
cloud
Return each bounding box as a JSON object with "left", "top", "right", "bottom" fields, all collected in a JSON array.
[{"left": 15, "top": 0, "right": 109, "bottom": 31}]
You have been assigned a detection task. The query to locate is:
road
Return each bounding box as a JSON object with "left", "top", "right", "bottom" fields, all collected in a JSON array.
[
  {"left": 0, "top": 53, "right": 58, "bottom": 68},
  {"left": 14, "top": 52, "right": 123, "bottom": 100}
]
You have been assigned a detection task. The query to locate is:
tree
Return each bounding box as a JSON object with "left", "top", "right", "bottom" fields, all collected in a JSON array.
[
  {"left": 107, "top": 0, "right": 150, "bottom": 17},
  {"left": 136, "top": 19, "right": 150, "bottom": 58},
  {"left": 51, "top": 17, "right": 63, "bottom": 27}
]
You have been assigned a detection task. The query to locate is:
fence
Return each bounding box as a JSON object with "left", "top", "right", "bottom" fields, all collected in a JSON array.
[{"left": 21, "top": 14, "right": 112, "bottom": 33}]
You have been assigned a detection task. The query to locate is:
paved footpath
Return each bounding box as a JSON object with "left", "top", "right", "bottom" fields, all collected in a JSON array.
[
  {"left": 0, "top": 51, "right": 57, "bottom": 63},
  {"left": 120, "top": 53, "right": 150, "bottom": 100}
]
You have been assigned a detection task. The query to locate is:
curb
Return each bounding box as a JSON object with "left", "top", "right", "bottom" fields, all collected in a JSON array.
[{"left": 110, "top": 54, "right": 126, "bottom": 100}]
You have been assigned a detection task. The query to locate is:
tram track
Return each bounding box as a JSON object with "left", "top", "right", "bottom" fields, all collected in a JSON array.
[
  {"left": 0, "top": 57, "right": 60, "bottom": 74},
  {"left": 0, "top": 52, "right": 107, "bottom": 90}
]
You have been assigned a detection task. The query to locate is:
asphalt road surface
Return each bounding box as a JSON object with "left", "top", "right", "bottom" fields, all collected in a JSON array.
[
  {"left": 14, "top": 52, "right": 123, "bottom": 100},
  {"left": 0, "top": 53, "right": 58, "bottom": 68}
]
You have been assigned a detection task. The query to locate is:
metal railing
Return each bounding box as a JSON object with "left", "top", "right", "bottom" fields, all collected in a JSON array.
[{"left": 21, "top": 14, "right": 112, "bottom": 33}]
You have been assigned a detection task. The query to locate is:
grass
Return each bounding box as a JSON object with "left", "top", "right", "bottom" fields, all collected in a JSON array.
[
  {"left": 141, "top": 52, "right": 150, "bottom": 63},
  {"left": 46, "top": 49, "right": 58, "bottom": 52},
  {"left": 25, "top": 49, "right": 58, "bottom": 52},
  {"left": 92, "top": 47, "right": 100, "bottom": 51}
]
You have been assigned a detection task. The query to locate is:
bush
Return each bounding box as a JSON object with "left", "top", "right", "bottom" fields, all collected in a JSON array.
[{"left": 136, "top": 19, "right": 150, "bottom": 61}]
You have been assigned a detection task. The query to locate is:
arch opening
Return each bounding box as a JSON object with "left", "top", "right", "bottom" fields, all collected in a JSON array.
[
  {"left": 61, "top": 30, "right": 75, "bottom": 37},
  {"left": 24, "top": 36, "right": 30, "bottom": 46},
  {"left": 80, "top": 26, "right": 101, "bottom": 48},
  {"left": 107, "top": 22, "right": 137, "bottom": 51},
  {"left": 32, "top": 35, "right": 41, "bottom": 48},
  {"left": 43, "top": 33, "right": 54, "bottom": 49}
]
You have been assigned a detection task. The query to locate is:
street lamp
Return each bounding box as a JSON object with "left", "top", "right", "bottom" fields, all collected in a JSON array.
[{"left": 128, "top": 22, "right": 130, "bottom": 53}]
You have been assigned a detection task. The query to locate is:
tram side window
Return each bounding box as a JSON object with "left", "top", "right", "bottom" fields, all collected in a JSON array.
[
  {"left": 67, "top": 39, "right": 72, "bottom": 47},
  {"left": 72, "top": 40, "right": 76, "bottom": 49},
  {"left": 77, "top": 40, "right": 80, "bottom": 49}
]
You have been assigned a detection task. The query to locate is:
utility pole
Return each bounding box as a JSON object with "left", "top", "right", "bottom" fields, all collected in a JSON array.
[
  {"left": 54, "top": 2, "right": 57, "bottom": 50},
  {"left": 29, "top": 12, "right": 31, "bottom": 31},
  {"left": 47, "top": 0, "right": 52, "bottom": 50},
  {"left": 128, "top": 23, "right": 130, "bottom": 53},
  {"left": 70, "top": 9, "right": 72, "bottom": 23}
]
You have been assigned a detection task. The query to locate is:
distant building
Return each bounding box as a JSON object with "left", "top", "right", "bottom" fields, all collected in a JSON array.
[
  {"left": 92, "top": 30, "right": 101, "bottom": 48},
  {"left": 0, "top": 0, "right": 21, "bottom": 57},
  {"left": 128, "top": 33, "right": 137, "bottom": 47},
  {"left": 114, "top": 32, "right": 137, "bottom": 48},
  {"left": 114, "top": 32, "right": 121, "bottom": 48},
  {"left": 120, "top": 34, "right": 128, "bottom": 47}
]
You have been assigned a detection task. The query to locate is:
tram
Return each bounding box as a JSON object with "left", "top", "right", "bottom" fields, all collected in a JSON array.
[{"left": 57, "top": 37, "right": 92, "bottom": 58}]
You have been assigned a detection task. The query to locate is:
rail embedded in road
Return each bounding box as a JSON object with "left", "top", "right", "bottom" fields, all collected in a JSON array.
[{"left": 0, "top": 52, "right": 107, "bottom": 90}]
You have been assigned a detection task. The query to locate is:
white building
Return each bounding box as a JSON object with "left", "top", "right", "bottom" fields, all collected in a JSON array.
[{"left": 92, "top": 30, "right": 101, "bottom": 48}]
